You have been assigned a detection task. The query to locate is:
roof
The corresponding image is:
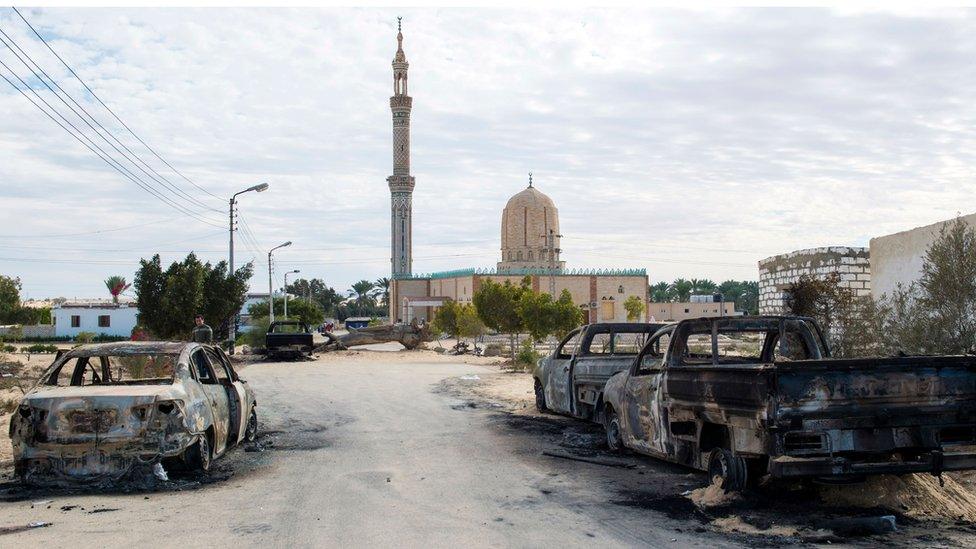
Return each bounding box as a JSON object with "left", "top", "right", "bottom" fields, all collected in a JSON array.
[{"left": 65, "top": 341, "right": 196, "bottom": 357}]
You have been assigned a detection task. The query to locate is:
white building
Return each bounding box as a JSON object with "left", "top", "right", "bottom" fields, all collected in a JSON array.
[{"left": 53, "top": 301, "right": 138, "bottom": 338}]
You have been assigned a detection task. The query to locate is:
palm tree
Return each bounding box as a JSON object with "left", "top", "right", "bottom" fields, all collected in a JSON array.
[
  {"left": 691, "top": 278, "right": 717, "bottom": 295},
  {"left": 669, "top": 279, "right": 693, "bottom": 302},
  {"left": 374, "top": 277, "right": 391, "bottom": 308},
  {"left": 104, "top": 275, "right": 130, "bottom": 304},
  {"left": 649, "top": 282, "right": 671, "bottom": 303},
  {"left": 348, "top": 280, "right": 376, "bottom": 315}
]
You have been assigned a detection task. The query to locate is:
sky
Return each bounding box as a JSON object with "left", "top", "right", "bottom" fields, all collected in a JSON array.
[{"left": 1, "top": 7, "right": 974, "bottom": 300}]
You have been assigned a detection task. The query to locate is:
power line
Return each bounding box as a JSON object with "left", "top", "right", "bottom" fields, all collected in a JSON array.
[
  {"left": 0, "top": 25, "right": 221, "bottom": 215},
  {"left": 11, "top": 6, "right": 225, "bottom": 202},
  {"left": 0, "top": 30, "right": 221, "bottom": 223},
  {"left": 0, "top": 214, "right": 192, "bottom": 238},
  {"left": 0, "top": 61, "right": 224, "bottom": 228}
]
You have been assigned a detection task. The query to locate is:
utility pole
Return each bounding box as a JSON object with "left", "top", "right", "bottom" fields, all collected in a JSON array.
[
  {"left": 284, "top": 270, "right": 300, "bottom": 319},
  {"left": 268, "top": 241, "right": 292, "bottom": 323},
  {"left": 227, "top": 182, "right": 269, "bottom": 353}
]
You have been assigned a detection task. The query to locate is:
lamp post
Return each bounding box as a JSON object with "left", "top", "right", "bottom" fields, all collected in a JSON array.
[
  {"left": 268, "top": 241, "right": 292, "bottom": 323},
  {"left": 227, "top": 182, "right": 269, "bottom": 353},
  {"left": 283, "top": 269, "right": 300, "bottom": 319}
]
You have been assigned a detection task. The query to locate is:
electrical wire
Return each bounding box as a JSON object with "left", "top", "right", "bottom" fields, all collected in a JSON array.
[
  {"left": 0, "top": 62, "right": 224, "bottom": 228},
  {"left": 0, "top": 25, "right": 221, "bottom": 214},
  {"left": 12, "top": 6, "right": 225, "bottom": 202}
]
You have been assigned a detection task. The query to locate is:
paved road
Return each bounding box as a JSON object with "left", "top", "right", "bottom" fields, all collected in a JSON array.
[{"left": 0, "top": 354, "right": 730, "bottom": 548}]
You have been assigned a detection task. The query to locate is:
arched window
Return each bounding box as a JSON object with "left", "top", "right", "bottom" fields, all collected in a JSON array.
[
  {"left": 517, "top": 251, "right": 523, "bottom": 261},
  {"left": 528, "top": 251, "right": 534, "bottom": 260},
  {"left": 618, "top": 285, "right": 624, "bottom": 294}
]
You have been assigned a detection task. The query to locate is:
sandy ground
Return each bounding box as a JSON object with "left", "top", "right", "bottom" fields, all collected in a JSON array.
[{"left": 1, "top": 348, "right": 975, "bottom": 547}]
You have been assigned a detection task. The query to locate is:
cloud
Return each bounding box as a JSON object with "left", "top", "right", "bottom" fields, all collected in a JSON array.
[{"left": 0, "top": 7, "right": 974, "bottom": 299}]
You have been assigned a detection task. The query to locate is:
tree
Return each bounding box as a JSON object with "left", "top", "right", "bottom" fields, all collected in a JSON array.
[
  {"left": 624, "top": 295, "right": 645, "bottom": 321},
  {"left": 669, "top": 279, "right": 693, "bottom": 302},
  {"left": 374, "top": 277, "right": 391, "bottom": 308},
  {"left": 287, "top": 278, "right": 344, "bottom": 317},
  {"left": 104, "top": 275, "right": 131, "bottom": 304},
  {"left": 348, "top": 280, "right": 377, "bottom": 316},
  {"left": 0, "top": 275, "right": 23, "bottom": 323},
  {"left": 248, "top": 297, "right": 324, "bottom": 326},
  {"left": 432, "top": 300, "right": 484, "bottom": 344},
  {"left": 134, "top": 253, "right": 253, "bottom": 340},
  {"left": 649, "top": 281, "right": 671, "bottom": 303},
  {"left": 473, "top": 278, "right": 529, "bottom": 362},
  {"left": 690, "top": 278, "right": 717, "bottom": 295}
]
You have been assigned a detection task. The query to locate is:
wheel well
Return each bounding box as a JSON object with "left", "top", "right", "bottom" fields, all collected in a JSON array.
[{"left": 699, "top": 422, "right": 730, "bottom": 452}]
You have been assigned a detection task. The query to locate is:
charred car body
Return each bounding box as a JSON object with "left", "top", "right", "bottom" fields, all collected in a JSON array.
[
  {"left": 266, "top": 320, "right": 314, "bottom": 358},
  {"left": 9, "top": 341, "right": 257, "bottom": 483},
  {"left": 532, "top": 323, "right": 666, "bottom": 421},
  {"left": 601, "top": 316, "right": 976, "bottom": 490}
]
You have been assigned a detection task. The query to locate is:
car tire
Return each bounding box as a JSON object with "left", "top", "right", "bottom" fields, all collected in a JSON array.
[
  {"left": 534, "top": 379, "right": 548, "bottom": 412},
  {"left": 707, "top": 448, "right": 747, "bottom": 493},
  {"left": 244, "top": 408, "right": 258, "bottom": 443},
  {"left": 184, "top": 432, "right": 212, "bottom": 473},
  {"left": 605, "top": 408, "right": 624, "bottom": 452}
]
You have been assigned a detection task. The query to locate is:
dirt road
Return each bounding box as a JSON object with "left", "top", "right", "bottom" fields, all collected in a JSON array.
[{"left": 1, "top": 351, "right": 974, "bottom": 547}]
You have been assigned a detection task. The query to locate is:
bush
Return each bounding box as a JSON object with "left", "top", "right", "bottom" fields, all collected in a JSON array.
[
  {"left": 24, "top": 343, "right": 58, "bottom": 354},
  {"left": 1, "top": 344, "right": 15, "bottom": 353},
  {"left": 516, "top": 339, "right": 540, "bottom": 370},
  {"left": 244, "top": 318, "right": 271, "bottom": 349},
  {"left": 75, "top": 332, "right": 96, "bottom": 344}
]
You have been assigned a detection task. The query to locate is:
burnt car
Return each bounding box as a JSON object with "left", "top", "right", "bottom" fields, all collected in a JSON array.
[
  {"left": 532, "top": 323, "right": 666, "bottom": 422},
  {"left": 9, "top": 341, "right": 257, "bottom": 483},
  {"left": 601, "top": 316, "right": 976, "bottom": 491},
  {"left": 266, "top": 320, "right": 314, "bottom": 358}
]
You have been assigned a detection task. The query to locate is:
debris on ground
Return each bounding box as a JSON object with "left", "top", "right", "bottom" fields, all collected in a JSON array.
[
  {"left": 152, "top": 462, "right": 169, "bottom": 482},
  {"left": 542, "top": 451, "right": 636, "bottom": 469},
  {"left": 0, "top": 521, "right": 52, "bottom": 535},
  {"left": 684, "top": 476, "right": 740, "bottom": 508},
  {"left": 820, "top": 473, "right": 976, "bottom": 521}
]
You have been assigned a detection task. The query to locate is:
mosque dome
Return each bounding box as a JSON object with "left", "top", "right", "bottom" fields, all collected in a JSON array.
[{"left": 498, "top": 175, "right": 565, "bottom": 272}]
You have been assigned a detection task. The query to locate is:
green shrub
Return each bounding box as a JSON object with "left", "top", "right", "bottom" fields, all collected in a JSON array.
[
  {"left": 516, "top": 339, "right": 540, "bottom": 370},
  {"left": 244, "top": 318, "right": 271, "bottom": 349},
  {"left": 24, "top": 343, "right": 58, "bottom": 354},
  {"left": 75, "top": 332, "right": 97, "bottom": 344},
  {"left": 1, "top": 344, "right": 15, "bottom": 353}
]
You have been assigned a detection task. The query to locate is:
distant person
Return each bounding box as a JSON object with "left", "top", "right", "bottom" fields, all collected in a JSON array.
[{"left": 192, "top": 314, "right": 213, "bottom": 344}]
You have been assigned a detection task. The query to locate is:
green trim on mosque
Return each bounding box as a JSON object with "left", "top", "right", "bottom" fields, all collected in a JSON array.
[{"left": 393, "top": 267, "right": 647, "bottom": 281}]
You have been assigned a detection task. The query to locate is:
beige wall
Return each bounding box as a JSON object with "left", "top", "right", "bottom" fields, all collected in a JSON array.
[
  {"left": 870, "top": 213, "right": 976, "bottom": 301},
  {"left": 395, "top": 272, "right": 649, "bottom": 325},
  {"left": 648, "top": 302, "right": 737, "bottom": 322}
]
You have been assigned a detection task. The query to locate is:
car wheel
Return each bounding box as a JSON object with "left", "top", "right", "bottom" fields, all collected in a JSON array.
[
  {"left": 707, "top": 448, "right": 747, "bottom": 493},
  {"left": 605, "top": 408, "right": 624, "bottom": 452},
  {"left": 244, "top": 408, "right": 258, "bottom": 443},
  {"left": 534, "top": 379, "right": 548, "bottom": 412},
  {"left": 184, "top": 432, "right": 212, "bottom": 473}
]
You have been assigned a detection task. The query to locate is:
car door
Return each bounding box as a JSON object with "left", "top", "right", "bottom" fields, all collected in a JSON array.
[
  {"left": 189, "top": 347, "right": 231, "bottom": 455},
  {"left": 546, "top": 328, "right": 584, "bottom": 414},
  {"left": 621, "top": 329, "right": 672, "bottom": 456},
  {"left": 206, "top": 347, "right": 248, "bottom": 445}
]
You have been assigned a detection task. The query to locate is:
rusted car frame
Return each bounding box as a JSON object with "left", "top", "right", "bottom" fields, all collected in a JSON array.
[
  {"left": 602, "top": 316, "right": 976, "bottom": 490},
  {"left": 8, "top": 341, "right": 257, "bottom": 483},
  {"left": 532, "top": 323, "right": 666, "bottom": 422}
]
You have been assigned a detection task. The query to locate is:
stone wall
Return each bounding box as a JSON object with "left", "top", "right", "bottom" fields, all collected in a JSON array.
[
  {"left": 870, "top": 213, "right": 976, "bottom": 301},
  {"left": 758, "top": 247, "right": 870, "bottom": 314}
]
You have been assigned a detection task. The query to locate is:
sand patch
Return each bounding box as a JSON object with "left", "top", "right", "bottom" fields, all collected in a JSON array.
[
  {"left": 820, "top": 473, "right": 976, "bottom": 521},
  {"left": 685, "top": 476, "right": 741, "bottom": 508}
]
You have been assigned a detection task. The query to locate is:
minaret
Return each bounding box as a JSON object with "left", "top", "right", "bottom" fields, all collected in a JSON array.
[{"left": 388, "top": 17, "right": 415, "bottom": 279}]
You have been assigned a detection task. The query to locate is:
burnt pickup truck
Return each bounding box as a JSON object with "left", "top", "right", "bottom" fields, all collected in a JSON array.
[
  {"left": 601, "top": 315, "right": 976, "bottom": 490},
  {"left": 265, "top": 321, "right": 314, "bottom": 358},
  {"left": 532, "top": 323, "right": 666, "bottom": 422}
]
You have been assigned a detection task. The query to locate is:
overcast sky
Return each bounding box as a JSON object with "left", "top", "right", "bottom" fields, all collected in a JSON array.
[{"left": 1, "top": 7, "right": 974, "bottom": 300}]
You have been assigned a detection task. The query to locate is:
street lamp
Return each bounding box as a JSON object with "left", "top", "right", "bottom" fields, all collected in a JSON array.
[
  {"left": 283, "top": 269, "right": 300, "bottom": 319},
  {"left": 228, "top": 182, "right": 269, "bottom": 353},
  {"left": 268, "top": 241, "right": 292, "bottom": 323}
]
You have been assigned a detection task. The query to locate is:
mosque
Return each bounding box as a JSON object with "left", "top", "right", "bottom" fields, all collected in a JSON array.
[{"left": 385, "top": 22, "right": 648, "bottom": 323}]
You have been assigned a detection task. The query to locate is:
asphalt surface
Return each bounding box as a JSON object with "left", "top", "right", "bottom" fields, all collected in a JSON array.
[{"left": 1, "top": 352, "right": 973, "bottom": 547}]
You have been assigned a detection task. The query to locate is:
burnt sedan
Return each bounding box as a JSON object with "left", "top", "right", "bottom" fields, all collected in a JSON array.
[{"left": 9, "top": 341, "right": 257, "bottom": 483}]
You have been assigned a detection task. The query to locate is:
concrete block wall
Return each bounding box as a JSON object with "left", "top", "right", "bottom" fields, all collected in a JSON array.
[{"left": 758, "top": 247, "right": 871, "bottom": 314}]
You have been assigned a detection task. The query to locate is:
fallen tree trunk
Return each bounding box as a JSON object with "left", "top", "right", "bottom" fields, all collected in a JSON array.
[{"left": 314, "top": 320, "right": 432, "bottom": 352}]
